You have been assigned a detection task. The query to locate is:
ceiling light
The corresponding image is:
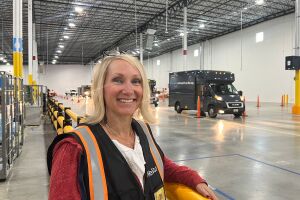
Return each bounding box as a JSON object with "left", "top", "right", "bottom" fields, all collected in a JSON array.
[
  {"left": 199, "top": 23, "right": 205, "bottom": 28},
  {"left": 53, "top": 59, "right": 57, "bottom": 62},
  {"left": 59, "top": 45, "right": 64, "bottom": 48},
  {"left": 3, "top": 59, "right": 7, "bottom": 63},
  {"left": 63, "top": 35, "right": 69, "bottom": 39},
  {"left": 54, "top": 55, "right": 59, "bottom": 59},
  {"left": 179, "top": 33, "right": 184, "bottom": 37},
  {"left": 56, "top": 50, "right": 62, "bottom": 53},
  {"left": 64, "top": 27, "right": 68, "bottom": 30},
  {"left": 255, "top": 0, "right": 264, "bottom": 5},
  {"left": 59, "top": 38, "right": 63, "bottom": 41},
  {"left": 52, "top": 61, "right": 56, "bottom": 64},
  {"left": 154, "top": 43, "right": 159, "bottom": 46},
  {"left": 75, "top": 6, "right": 83, "bottom": 13},
  {"left": 69, "top": 23, "right": 76, "bottom": 28}
]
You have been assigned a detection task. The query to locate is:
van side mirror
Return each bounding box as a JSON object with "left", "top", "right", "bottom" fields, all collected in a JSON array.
[{"left": 238, "top": 91, "right": 243, "bottom": 96}]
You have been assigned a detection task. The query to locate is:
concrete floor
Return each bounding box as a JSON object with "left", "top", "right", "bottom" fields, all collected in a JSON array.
[{"left": 0, "top": 97, "right": 299, "bottom": 200}]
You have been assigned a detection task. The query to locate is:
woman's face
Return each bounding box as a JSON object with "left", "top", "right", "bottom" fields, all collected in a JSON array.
[{"left": 103, "top": 59, "right": 143, "bottom": 118}]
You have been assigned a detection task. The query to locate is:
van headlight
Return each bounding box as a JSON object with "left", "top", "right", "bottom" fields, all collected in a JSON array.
[
  {"left": 215, "top": 95, "right": 223, "bottom": 101},
  {"left": 240, "top": 96, "right": 244, "bottom": 101}
]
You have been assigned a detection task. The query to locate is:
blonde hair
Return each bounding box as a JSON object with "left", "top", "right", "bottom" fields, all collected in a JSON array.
[{"left": 86, "top": 54, "right": 155, "bottom": 124}]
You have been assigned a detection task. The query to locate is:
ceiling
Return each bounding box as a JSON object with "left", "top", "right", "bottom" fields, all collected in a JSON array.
[{"left": 0, "top": 0, "right": 295, "bottom": 65}]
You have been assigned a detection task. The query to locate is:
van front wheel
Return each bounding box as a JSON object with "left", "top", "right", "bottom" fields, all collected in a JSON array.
[
  {"left": 175, "top": 102, "right": 182, "bottom": 114},
  {"left": 208, "top": 106, "right": 217, "bottom": 118}
]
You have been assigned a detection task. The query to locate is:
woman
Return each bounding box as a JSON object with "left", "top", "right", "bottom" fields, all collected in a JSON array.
[{"left": 47, "top": 54, "right": 218, "bottom": 200}]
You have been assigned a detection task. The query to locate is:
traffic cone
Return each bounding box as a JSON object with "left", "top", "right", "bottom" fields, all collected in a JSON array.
[{"left": 256, "top": 95, "right": 260, "bottom": 108}]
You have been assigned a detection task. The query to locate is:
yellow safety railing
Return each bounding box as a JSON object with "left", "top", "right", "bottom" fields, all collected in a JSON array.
[
  {"left": 47, "top": 98, "right": 209, "bottom": 200},
  {"left": 48, "top": 98, "right": 84, "bottom": 135}
]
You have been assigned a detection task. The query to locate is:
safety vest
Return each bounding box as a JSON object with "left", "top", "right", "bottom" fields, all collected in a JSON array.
[{"left": 48, "top": 119, "right": 165, "bottom": 200}]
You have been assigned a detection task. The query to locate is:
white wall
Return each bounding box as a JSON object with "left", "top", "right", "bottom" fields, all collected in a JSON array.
[
  {"left": 145, "top": 13, "right": 296, "bottom": 102},
  {"left": 39, "top": 64, "right": 93, "bottom": 95}
]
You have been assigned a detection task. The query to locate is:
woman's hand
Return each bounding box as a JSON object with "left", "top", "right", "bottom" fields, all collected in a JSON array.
[{"left": 195, "top": 183, "right": 218, "bottom": 200}]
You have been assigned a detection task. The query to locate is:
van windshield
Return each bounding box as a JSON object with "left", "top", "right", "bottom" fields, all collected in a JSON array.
[{"left": 210, "top": 83, "right": 238, "bottom": 95}]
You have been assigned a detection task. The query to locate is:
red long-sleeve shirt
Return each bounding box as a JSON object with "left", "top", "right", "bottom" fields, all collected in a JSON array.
[{"left": 49, "top": 137, "right": 206, "bottom": 200}]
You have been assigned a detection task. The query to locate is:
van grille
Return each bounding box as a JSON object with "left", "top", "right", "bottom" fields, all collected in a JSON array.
[{"left": 226, "top": 102, "right": 243, "bottom": 108}]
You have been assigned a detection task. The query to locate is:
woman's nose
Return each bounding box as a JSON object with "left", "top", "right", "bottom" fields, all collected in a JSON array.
[{"left": 122, "top": 82, "right": 134, "bottom": 94}]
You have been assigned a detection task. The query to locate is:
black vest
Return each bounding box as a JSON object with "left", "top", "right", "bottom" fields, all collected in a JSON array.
[{"left": 48, "top": 119, "right": 165, "bottom": 200}]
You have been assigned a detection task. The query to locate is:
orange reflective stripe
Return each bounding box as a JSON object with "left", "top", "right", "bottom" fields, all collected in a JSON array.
[
  {"left": 136, "top": 120, "right": 164, "bottom": 180},
  {"left": 149, "top": 147, "right": 164, "bottom": 180},
  {"left": 72, "top": 130, "right": 95, "bottom": 200},
  {"left": 84, "top": 127, "right": 108, "bottom": 200}
]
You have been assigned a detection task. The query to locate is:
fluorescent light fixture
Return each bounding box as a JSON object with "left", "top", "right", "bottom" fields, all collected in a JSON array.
[
  {"left": 179, "top": 32, "right": 184, "bottom": 37},
  {"left": 146, "top": 29, "right": 156, "bottom": 35},
  {"left": 53, "top": 59, "right": 57, "bottom": 62},
  {"left": 69, "top": 22, "right": 76, "bottom": 28},
  {"left": 255, "top": 0, "right": 264, "bottom": 5},
  {"left": 3, "top": 59, "right": 7, "bottom": 63},
  {"left": 63, "top": 35, "right": 69, "bottom": 39},
  {"left": 194, "top": 49, "right": 199, "bottom": 57},
  {"left": 59, "top": 38, "right": 63, "bottom": 41},
  {"left": 75, "top": 6, "right": 83, "bottom": 13},
  {"left": 59, "top": 45, "right": 64, "bottom": 48},
  {"left": 199, "top": 23, "right": 205, "bottom": 28},
  {"left": 157, "top": 60, "right": 160, "bottom": 66},
  {"left": 256, "top": 32, "right": 264, "bottom": 43},
  {"left": 54, "top": 55, "right": 59, "bottom": 59},
  {"left": 64, "top": 27, "right": 68, "bottom": 30},
  {"left": 56, "top": 50, "right": 62, "bottom": 53}
]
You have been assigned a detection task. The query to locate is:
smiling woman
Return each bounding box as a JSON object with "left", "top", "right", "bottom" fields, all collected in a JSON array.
[{"left": 47, "top": 54, "right": 218, "bottom": 200}]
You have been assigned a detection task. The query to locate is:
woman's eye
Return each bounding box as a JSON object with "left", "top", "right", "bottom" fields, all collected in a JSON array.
[
  {"left": 112, "top": 78, "right": 123, "bottom": 84},
  {"left": 132, "top": 79, "right": 141, "bottom": 85}
]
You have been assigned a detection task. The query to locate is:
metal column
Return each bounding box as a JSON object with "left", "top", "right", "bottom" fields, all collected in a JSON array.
[
  {"left": 293, "top": 0, "right": 300, "bottom": 114},
  {"left": 140, "top": 32, "right": 143, "bottom": 64},
  {"left": 13, "top": 0, "right": 23, "bottom": 78},
  {"left": 182, "top": 0, "right": 187, "bottom": 70},
  {"left": 28, "top": 0, "right": 33, "bottom": 84}
]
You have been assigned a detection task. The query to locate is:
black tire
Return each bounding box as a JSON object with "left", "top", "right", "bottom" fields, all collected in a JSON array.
[
  {"left": 201, "top": 111, "right": 206, "bottom": 117},
  {"left": 234, "top": 113, "right": 242, "bottom": 118},
  {"left": 208, "top": 106, "right": 217, "bottom": 118},
  {"left": 175, "top": 102, "right": 182, "bottom": 114}
]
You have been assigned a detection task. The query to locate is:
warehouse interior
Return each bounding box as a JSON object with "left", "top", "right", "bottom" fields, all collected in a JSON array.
[{"left": 0, "top": 0, "right": 299, "bottom": 200}]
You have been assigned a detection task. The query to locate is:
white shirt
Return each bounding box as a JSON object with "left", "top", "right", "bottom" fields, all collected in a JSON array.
[{"left": 112, "top": 134, "right": 146, "bottom": 189}]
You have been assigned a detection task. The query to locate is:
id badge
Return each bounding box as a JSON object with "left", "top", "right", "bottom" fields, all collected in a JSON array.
[{"left": 154, "top": 187, "right": 166, "bottom": 200}]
